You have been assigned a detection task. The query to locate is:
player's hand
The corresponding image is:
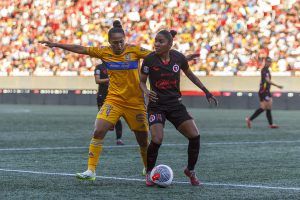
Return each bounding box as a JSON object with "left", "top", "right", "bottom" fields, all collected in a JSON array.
[
  {"left": 186, "top": 53, "right": 200, "bottom": 61},
  {"left": 278, "top": 85, "right": 283, "bottom": 89},
  {"left": 145, "top": 90, "right": 158, "bottom": 102},
  {"left": 39, "top": 41, "right": 56, "bottom": 48},
  {"left": 206, "top": 93, "right": 218, "bottom": 107}
]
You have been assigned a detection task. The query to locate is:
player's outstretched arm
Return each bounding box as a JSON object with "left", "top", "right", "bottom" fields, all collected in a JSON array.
[
  {"left": 38, "top": 41, "right": 88, "bottom": 55},
  {"left": 266, "top": 77, "right": 283, "bottom": 89},
  {"left": 185, "top": 53, "right": 200, "bottom": 61},
  {"left": 183, "top": 68, "right": 218, "bottom": 106}
]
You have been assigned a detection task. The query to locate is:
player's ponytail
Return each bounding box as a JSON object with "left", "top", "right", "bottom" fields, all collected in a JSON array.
[
  {"left": 169, "top": 30, "right": 177, "bottom": 38},
  {"left": 108, "top": 20, "right": 125, "bottom": 40},
  {"left": 113, "top": 20, "right": 122, "bottom": 29}
]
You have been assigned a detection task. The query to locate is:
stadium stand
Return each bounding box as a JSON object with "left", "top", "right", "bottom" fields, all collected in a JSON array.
[{"left": 0, "top": 0, "right": 299, "bottom": 76}]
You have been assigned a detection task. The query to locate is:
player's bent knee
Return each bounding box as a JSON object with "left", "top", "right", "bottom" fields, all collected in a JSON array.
[{"left": 93, "top": 128, "right": 108, "bottom": 139}]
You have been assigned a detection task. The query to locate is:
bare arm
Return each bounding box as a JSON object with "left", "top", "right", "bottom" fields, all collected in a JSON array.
[
  {"left": 139, "top": 73, "right": 158, "bottom": 102},
  {"left": 39, "top": 41, "right": 88, "bottom": 55},
  {"left": 94, "top": 75, "right": 109, "bottom": 85},
  {"left": 266, "top": 77, "right": 283, "bottom": 89},
  {"left": 185, "top": 53, "right": 200, "bottom": 61},
  {"left": 183, "top": 68, "right": 218, "bottom": 106}
]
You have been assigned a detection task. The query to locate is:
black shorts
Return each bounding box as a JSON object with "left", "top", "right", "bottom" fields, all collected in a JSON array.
[
  {"left": 97, "top": 95, "right": 106, "bottom": 110},
  {"left": 259, "top": 92, "right": 271, "bottom": 102},
  {"left": 147, "top": 103, "right": 193, "bottom": 129}
]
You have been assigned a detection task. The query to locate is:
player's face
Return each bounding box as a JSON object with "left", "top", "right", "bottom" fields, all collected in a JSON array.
[
  {"left": 154, "top": 34, "right": 172, "bottom": 55},
  {"left": 109, "top": 33, "right": 126, "bottom": 55},
  {"left": 265, "top": 58, "right": 272, "bottom": 67}
]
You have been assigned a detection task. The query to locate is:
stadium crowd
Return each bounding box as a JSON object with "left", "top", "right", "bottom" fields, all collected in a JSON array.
[{"left": 0, "top": 0, "right": 299, "bottom": 76}]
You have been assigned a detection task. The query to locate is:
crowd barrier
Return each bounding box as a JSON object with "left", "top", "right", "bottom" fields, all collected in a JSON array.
[
  {"left": 0, "top": 89, "right": 299, "bottom": 110},
  {"left": 0, "top": 76, "right": 299, "bottom": 109}
]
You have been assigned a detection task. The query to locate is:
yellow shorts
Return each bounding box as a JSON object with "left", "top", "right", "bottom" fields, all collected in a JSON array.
[{"left": 96, "top": 101, "right": 148, "bottom": 132}]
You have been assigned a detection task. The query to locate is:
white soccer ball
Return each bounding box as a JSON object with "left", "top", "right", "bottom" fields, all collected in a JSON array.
[{"left": 150, "top": 164, "right": 174, "bottom": 187}]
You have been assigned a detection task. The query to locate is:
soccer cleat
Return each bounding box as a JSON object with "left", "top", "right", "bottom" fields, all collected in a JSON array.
[
  {"left": 184, "top": 168, "right": 201, "bottom": 186},
  {"left": 145, "top": 173, "right": 155, "bottom": 186},
  {"left": 245, "top": 117, "right": 252, "bottom": 128},
  {"left": 116, "top": 139, "right": 124, "bottom": 145},
  {"left": 269, "top": 124, "right": 279, "bottom": 129},
  {"left": 142, "top": 167, "right": 146, "bottom": 176},
  {"left": 76, "top": 169, "right": 96, "bottom": 181}
]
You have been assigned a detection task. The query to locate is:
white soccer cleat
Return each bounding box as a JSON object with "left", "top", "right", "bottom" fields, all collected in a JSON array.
[{"left": 76, "top": 169, "right": 96, "bottom": 181}]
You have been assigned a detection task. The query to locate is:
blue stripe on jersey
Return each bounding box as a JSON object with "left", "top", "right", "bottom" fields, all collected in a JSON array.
[{"left": 104, "top": 61, "right": 138, "bottom": 70}]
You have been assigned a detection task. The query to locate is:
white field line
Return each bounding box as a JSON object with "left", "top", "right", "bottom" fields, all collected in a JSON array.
[
  {"left": 0, "top": 140, "right": 300, "bottom": 151},
  {"left": 0, "top": 168, "right": 299, "bottom": 191}
]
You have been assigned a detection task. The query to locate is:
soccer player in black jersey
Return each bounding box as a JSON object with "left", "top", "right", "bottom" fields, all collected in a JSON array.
[
  {"left": 94, "top": 63, "right": 124, "bottom": 145},
  {"left": 246, "top": 57, "right": 283, "bottom": 128},
  {"left": 140, "top": 30, "right": 218, "bottom": 186}
]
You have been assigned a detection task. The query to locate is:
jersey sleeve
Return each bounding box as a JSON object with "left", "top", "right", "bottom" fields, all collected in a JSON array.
[
  {"left": 141, "top": 57, "right": 150, "bottom": 75},
  {"left": 86, "top": 47, "right": 104, "bottom": 59},
  {"left": 180, "top": 53, "right": 189, "bottom": 71},
  {"left": 135, "top": 46, "right": 152, "bottom": 59},
  {"left": 94, "top": 66, "right": 100, "bottom": 76}
]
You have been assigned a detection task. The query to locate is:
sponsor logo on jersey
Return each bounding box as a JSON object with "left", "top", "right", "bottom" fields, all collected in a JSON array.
[
  {"left": 172, "top": 64, "right": 179, "bottom": 72},
  {"left": 155, "top": 79, "right": 177, "bottom": 89},
  {"left": 153, "top": 66, "right": 160, "bottom": 71}
]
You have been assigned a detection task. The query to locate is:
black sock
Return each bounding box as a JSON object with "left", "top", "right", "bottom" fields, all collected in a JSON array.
[
  {"left": 266, "top": 109, "right": 273, "bottom": 125},
  {"left": 187, "top": 135, "right": 200, "bottom": 171},
  {"left": 115, "top": 120, "right": 122, "bottom": 139},
  {"left": 147, "top": 141, "right": 161, "bottom": 173},
  {"left": 249, "top": 108, "right": 264, "bottom": 121}
]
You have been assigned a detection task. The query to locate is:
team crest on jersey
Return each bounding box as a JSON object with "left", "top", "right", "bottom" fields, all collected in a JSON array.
[
  {"left": 172, "top": 64, "right": 180, "bottom": 72},
  {"left": 143, "top": 66, "right": 149, "bottom": 74},
  {"left": 125, "top": 53, "right": 131, "bottom": 61}
]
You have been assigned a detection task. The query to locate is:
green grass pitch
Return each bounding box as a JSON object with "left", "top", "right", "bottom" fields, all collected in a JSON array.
[{"left": 0, "top": 104, "right": 299, "bottom": 199}]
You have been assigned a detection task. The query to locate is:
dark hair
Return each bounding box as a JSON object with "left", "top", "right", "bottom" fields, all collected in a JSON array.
[
  {"left": 265, "top": 57, "right": 272, "bottom": 62},
  {"left": 157, "top": 29, "right": 177, "bottom": 43},
  {"left": 108, "top": 20, "right": 125, "bottom": 40}
]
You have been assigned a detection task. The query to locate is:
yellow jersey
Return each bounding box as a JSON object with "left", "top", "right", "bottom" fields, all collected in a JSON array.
[{"left": 87, "top": 44, "right": 151, "bottom": 109}]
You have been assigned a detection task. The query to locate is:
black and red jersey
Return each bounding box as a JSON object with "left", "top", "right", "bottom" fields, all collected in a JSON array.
[
  {"left": 141, "top": 50, "right": 189, "bottom": 107},
  {"left": 259, "top": 67, "right": 271, "bottom": 94},
  {"left": 94, "top": 63, "right": 109, "bottom": 98}
]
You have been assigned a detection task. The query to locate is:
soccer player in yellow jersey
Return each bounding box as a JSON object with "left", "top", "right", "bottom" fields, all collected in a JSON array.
[{"left": 40, "top": 20, "right": 150, "bottom": 180}]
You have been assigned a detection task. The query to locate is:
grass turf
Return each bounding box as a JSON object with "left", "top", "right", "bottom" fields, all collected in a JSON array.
[{"left": 0, "top": 104, "right": 299, "bottom": 200}]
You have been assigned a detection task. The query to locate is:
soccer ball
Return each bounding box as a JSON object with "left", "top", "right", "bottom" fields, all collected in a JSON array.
[{"left": 150, "top": 164, "right": 173, "bottom": 187}]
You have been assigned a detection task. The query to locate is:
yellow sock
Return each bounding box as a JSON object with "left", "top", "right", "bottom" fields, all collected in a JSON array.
[
  {"left": 139, "top": 145, "right": 148, "bottom": 168},
  {"left": 87, "top": 138, "right": 103, "bottom": 172}
]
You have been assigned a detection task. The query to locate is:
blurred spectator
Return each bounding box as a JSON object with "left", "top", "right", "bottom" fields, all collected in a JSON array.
[{"left": 0, "top": 0, "right": 299, "bottom": 76}]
